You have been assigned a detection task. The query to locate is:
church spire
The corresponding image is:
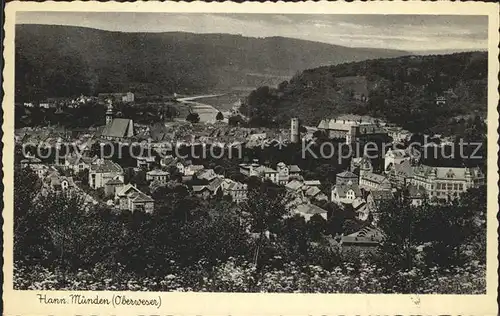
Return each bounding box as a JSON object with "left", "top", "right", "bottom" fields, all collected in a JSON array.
[{"left": 106, "top": 99, "right": 114, "bottom": 125}]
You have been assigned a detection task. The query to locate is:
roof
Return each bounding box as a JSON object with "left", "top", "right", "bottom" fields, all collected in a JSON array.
[
  {"left": 342, "top": 227, "right": 384, "bottom": 245},
  {"left": 304, "top": 186, "right": 322, "bottom": 198},
  {"left": 294, "top": 203, "right": 327, "bottom": 216},
  {"left": 102, "top": 118, "right": 133, "bottom": 138},
  {"left": 105, "top": 178, "right": 124, "bottom": 185},
  {"left": 255, "top": 166, "right": 278, "bottom": 174},
  {"left": 304, "top": 180, "right": 321, "bottom": 186},
  {"left": 369, "top": 190, "right": 393, "bottom": 200},
  {"left": 385, "top": 149, "right": 407, "bottom": 159},
  {"left": 132, "top": 192, "right": 154, "bottom": 203},
  {"left": 334, "top": 183, "right": 362, "bottom": 198},
  {"left": 289, "top": 165, "right": 301, "bottom": 173},
  {"left": 413, "top": 165, "right": 483, "bottom": 180},
  {"left": 337, "top": 170, "right": 358, "bottom": 178},
  {"left": 407, "top": 184, "right": 426, "bottom": 198},
  {"left": 147, "top": 169, "right": 169, "bottom": 176},
  {"left": 208, "top": 177, "right": 224, "bottom": 192},
  {"left": 361, "top": 172, "right": 389, "bottom": 184},
  {"left": 192, "top": 185, "right": 209, "bottom": 192},
  {"left": 285, "top": 180, "right": 303, "bottom": 191},
  {"left": 116, "top": 184, "right": 140, "bottom": 197},
  {"left": 393, "top": 160, "right": 413, "bottom": 177},
  {"left": 90, "top": 160, "right": 123, "bottom": 174}
]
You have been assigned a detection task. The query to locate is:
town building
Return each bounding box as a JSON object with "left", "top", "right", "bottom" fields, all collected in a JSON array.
[
  {"left": 89, "top": 159, "right": 124, "bottom": 189},
  {"left": 64, "top": 153, "right": 98, "bottom": 174},
  {"left": 146, "top": 169, "right": 169, "bottom": 184},
  {"left": 136, "top": 156, "right": 156, "bottom": 170},
  {"left": 104, "top": 178, "right": 125, "bottom": 197},
  {"left": 331, "top": 171, "right": 362, "bottom": 205},
  {"left": 317, "top": 114, "right": 387, "bottom": 144},
  {"left": 292, "top": 203, "right": 328, "bottom": 222},
  {"left": 98, "top": 92, "right": 134, "bottom": 103},
  {"left": 350, "top": 156, "right": 373, "bottom": 177},
  {"left": 384, "top": 149, "right": 411, "bottom": 173},
  {"left": 290, "top": 117, "right": 300, "bottom": 144},
  {"left": 100, "top": 102, "right": 134, "bottom": 140},
  {"left": 220, "top": 179, "right": 248, "bottom": 203},
  {"left": 115, "top": 184, "right": 154, "bottom": 213},
  {"left": 359, "top": 172, "right": 392, "bottom": 191},
  {"left": 410, "top": 165, "right": 485, "bottom": 201}
]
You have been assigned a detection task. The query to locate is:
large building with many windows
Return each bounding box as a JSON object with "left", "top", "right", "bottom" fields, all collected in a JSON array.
[{"left": 410, "top": 165, "right": 485, "bottom": 200}]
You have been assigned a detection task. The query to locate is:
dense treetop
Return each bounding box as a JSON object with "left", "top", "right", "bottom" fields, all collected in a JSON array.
[
  {"left": 15, "top": 24, "right": 408, "bottom": 101},
  {"left": 242, "top": 52, "right": 487, "bottom": 135}
]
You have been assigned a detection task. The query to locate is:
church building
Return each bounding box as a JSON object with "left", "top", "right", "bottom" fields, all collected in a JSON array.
[{"left": 100, "top": 101, "right": 134, "bottom": 140}]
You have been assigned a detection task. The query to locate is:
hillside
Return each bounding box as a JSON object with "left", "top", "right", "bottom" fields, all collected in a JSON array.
[
  {"left": 241, "top": 52, "right": 487, "bottom": 135},
  {"left": 15, "top": 24, "right": 409, "bottom": 101}
]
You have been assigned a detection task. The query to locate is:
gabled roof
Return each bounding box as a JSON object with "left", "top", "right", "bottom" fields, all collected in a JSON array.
[
  {"left": 132, "top": 192, "right": 154, "bottom": 203},
  {"left": 335, "top": 183, "right": 362, "bottom": 198},
  {"left": 289, "top": 165, "right": 301, "bottom": 173},
  {"left": 304, "top": 186, "right": 322, "bottom": 198},
  {"left": 105, "top": 178, "right": 124, "bottom": 185},
  {"left": 192, "top": 185, "right": 209, "bottom": 192},
  {"left": 304, "top": 180, "right": 321, "bottom": 186},
  {"left": 116, "top": 183, "right": 140, "bottom": 197},
  {"left": 90, "top": 160, "right": 123, "bottom": 174},
  {"left": 294, "top": 203, "right": 327, "bottom": 216},
  {"left": 337, "top": 170, "right": 358, "bottom": 178},
  {"left": 285, "top": 180, "right": 303, "bottom": 191},
  {"left": 361, "top": 172, "right": 389, "bottom": 184},
  {"left": 102, "top": 118, "right": 133, "bottom": 138},
  {"left": 208, "top": 177, "right": 224, "bottom": 192}
]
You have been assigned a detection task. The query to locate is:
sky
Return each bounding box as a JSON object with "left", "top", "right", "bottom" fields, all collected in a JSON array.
[{"left": 16, "top": 12, "right": 488, "bottom": 52}]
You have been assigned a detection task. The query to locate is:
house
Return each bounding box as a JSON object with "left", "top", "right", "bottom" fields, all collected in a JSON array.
[
  {"left": 331, "top": 183, "right": 362, "bottom": 205},
  {"left": 115, "top": 184, "right": 154, "bottom": 213},
  {"left": 359, "top": 172, "right": 392, "bottom": 191},
  {"left": 220, "top": 179, "right": 248, "bottom": 203},
  {"left": 410, "top": 165, "right": 484, "bottom": 201},
  {"left": 350, "top": 156, "right": 373, "bottom": 176},
  {"left": 255, "top": 165, "right": 279, "bottom": 184},
  {"left": 98, "top": 92, "right": 134, "bottom": 103},
  {"left": 20, "top": 156, "right": 42, "bottom": 169},
  {"left": 160, "top": 155, "right": 177, "bottom": 168},
  {"left": 340, "top": 227, "right": 384, "bottom": 249},
  {"left": 435, "top": 96, "right": 446, "bottom": 105},
  {"left": 64, "top": 153, "right": 98, "bottom": 174},
  {"left": 384, "top": 149, "right": 410, "bottom": 173},
  {"left": 276, "top": 162, "right": 289, "bottom": 185},
  {"left": 292, "top": 203, "right": 328, "bottom": 222},
  {"left": 304, "top": 186, "right": 328, "bottom": 201},
  {"left": 303, "top": 180, "right": 321, "bottom": 187},
  {"left": 89, "top": 159, "right": 124, "bottom": 189},
  {"left": 146, "top": 169, "right": 169, "bottom": 184},
  {"left": 407, "top": 184, "right": 426, "bottom": 207},
  {"left": 192, "top": 185, "right": 211, "bottom": 199},
  {"left": 136, "top": 156, "right": 156, "bottom": 170},
  {"left": 104, "top": 178, "right": 124, "bottom": 197},
  {"left": 44, "top": 172, "right": 76, "bottom": 194},
  {"left": 388, "top": 159, "right": 413, "bottom": 188},
  {"left": 317, "top": 114, "right": 387, "bottom": 144},
  {"left": 185, "top": 165, "right": 205, "bottom": 176},
  {"left": 288, "top": 165, "right": 302, "bottom": 179},
  {"left": 197, "top": 169, "right": 218, "bottom": 181},
  {"left": 239, "top": 161, "right": 260, "bottom": 177}
]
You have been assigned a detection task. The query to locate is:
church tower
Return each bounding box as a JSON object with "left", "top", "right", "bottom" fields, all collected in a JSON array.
[{"left": 106, "top": 100, "right": 114, "bottom": 125}]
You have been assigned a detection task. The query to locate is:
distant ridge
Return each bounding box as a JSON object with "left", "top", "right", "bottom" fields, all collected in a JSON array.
[{"left": 15, "top": 24, "right": 410, "bottom": 101}]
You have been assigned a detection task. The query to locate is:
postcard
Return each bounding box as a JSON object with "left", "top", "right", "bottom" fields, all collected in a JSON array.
[{"left": 3, "top": 1, "right": 499, "bottom": 315}]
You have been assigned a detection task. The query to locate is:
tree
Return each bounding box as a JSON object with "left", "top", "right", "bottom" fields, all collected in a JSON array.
[
  {"left": 228, "top": 115, "right": 245, "bottom": 126},
  {"left": 216, "top": 111, "right": 224, "bottom": 121},
  {"left": 186, "top": 112, "right": 200, "bottom": 123},
  {"left": 240, "top": 181, "right": 290, "bottom": 267}
]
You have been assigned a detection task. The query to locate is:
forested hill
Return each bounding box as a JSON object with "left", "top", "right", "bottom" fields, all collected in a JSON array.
[
  {"left": 15, "top": 24, "right": 409, "bottom": 101},
  {"left": 242, "top": 52, "right": 487, "bottom": 134}
]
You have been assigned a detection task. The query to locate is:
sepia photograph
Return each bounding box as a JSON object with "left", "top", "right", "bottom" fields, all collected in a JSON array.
[{"left": 2, "top": 1, "right": 499, "bottom": 315}]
